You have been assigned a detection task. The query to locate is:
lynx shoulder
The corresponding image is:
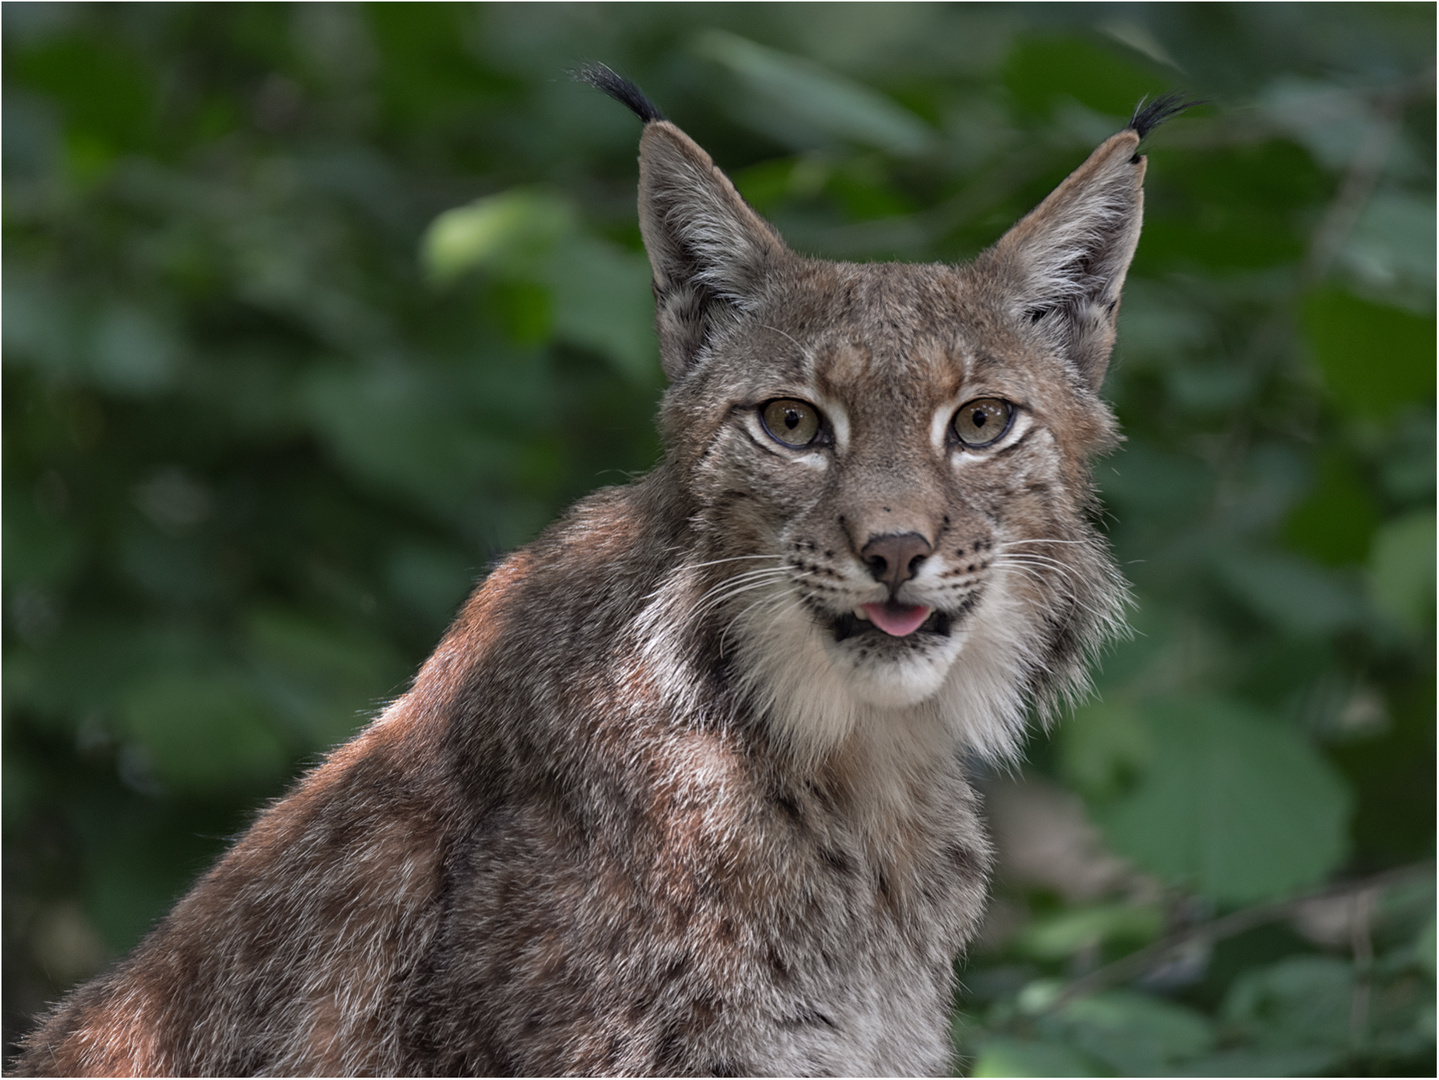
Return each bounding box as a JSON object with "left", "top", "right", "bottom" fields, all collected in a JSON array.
[{"left": 15, "top": 72, "right": 1186, "bottom": 1076}]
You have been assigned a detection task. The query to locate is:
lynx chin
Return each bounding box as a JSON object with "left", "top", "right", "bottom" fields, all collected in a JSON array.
[{"left": 15, "top": 66, "right": 1189, "bottom": 1076}]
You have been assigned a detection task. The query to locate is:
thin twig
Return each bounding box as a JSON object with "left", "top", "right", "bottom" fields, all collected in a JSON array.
[
  {"left": 1348, "top": 886, "right": 1376, "bottom": 1046},
  {"left": 1039, "top": 861, "right": 1433, "bottom": 1014},
  {"left": 1300, "top": 77, "right": 1416, "bottom": 285}
]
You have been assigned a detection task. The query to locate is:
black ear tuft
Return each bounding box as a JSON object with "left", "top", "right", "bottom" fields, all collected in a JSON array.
[
  {"left": 1129, "top": 91, "right": 1203, "bottom": 138},
  {"left": 572, "top": 62, "right": 666, "bottom": 124}
]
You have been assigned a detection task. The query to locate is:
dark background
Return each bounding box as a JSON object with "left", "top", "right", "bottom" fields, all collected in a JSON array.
[{"left": 4, "top": 4, "right": 1434, "bottom": 1073}]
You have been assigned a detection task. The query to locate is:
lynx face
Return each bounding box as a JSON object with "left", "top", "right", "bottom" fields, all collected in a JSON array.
[
  {"left": 664, "top": 260, "right": 1124, "bottom": 761},
  {"left": 637, "top": 113, "right": 1142, "bottom": 763}
]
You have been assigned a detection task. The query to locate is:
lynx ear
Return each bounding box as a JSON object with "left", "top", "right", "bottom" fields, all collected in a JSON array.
[
  {"left": 638, "top": 122, "right": 788, "bottom": 379},
  {"left": 991, "top": 130, "right": 1146, "bottom": 391}
]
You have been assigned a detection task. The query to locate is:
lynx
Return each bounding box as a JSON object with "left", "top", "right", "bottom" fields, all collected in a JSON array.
[{"left": 16, "top": 67, "right": 1186, "bottom": 1076}]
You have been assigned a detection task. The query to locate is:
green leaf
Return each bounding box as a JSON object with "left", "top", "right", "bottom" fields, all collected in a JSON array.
[
  {"left": 547, "top": 235, "right": 660, "bottom": 385},
  {"left": 301, "top": 360, "right": 526, "bottom": 516},
  {"left": 8, "top": 619, "right": 220, "bottom": 730},
  {"left": 421, "top": 188, "right": 575, "bottom": 284},
  {"left": 387, "top": 544, "right": 477, "bottom": 623},
  {"left": 694, "top": 30, "right": 935, "bottom": 155},
  {"left": 1099, "top": 698, "right": 1352, "bottom": 902},
  {"left": 1283, "top": 449, "right": 1382, "bottom": 567},
  {"left": 1340, "top": 191, "right": 1438, "bottom": 304},
  {"left": 1098, "top": 440, "right": 1212, "bottom": 522},
  {"left": 969, "top": 1035, "right": 1105, "bottom": 1078},
  {"left": 1140, "top": 141, "right": 1321, "bottom": 272},
  {"left": 2, "top": 283, "right": 182, "bottom": 394},
  {"left": 1414, "top": 916, "right": 1436, "bottom": 981},
  {"left": 2, "top": 750, "right": 44, "bottom": 827},
  {"left": 2, "top": 484, "right": 83, "bottom": 587},
  {"left": 79, "top": 801, "right": 230, "bottom": 953},
  {"left": 1003, "top": 35, "right": 1165, "bottom": 123},
  {"left": 421, "top": 194, "right": 658, "bottom": 383},
  {"left": 1256, "top": 77, "right": 1372, "bottom": 172},
  {"left": 1058, "top": 699, "right": 1151, "bottom": 800},
  {"left": 1377, "top": 411, "right": 1436, "bottom": 503},
  {"left": 1221, "top": 955, "right": 1354, "bottom": 1050},
  {"left": 11, "top": 31, "right": 158, "bottom": 156},
  {"left": 246, "top": 607, "right": 410, "bottom": 749},
  {"left": 1368, "top": 510, "right": 1436, "bottom": 633},
  {"left": 118, "top": 671, "right": 290, "bottom": 793},
  {"left": 2, "top": 275, "right": 82, "bottom": 377},
  {"left": 87, "top": 303, "right": 183, "bottom": 395},
  {"left": 1301, "top": 288, "right": 1436, "bottom": 419},
  {"left": 1046, "top": 991, "right": 1215, "bottom": 1076},
  {"left": 1013, "top": 902, "right": 1163, "bottom": 960},
  {"left": 1213, "top": 550, "right": 1365, "bottom": 636},
  {"left": 1169, "top": 1046, "right": 1343, "bottom": 1076}
]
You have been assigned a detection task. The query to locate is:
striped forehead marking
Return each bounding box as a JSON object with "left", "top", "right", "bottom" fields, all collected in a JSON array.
[
  {"left": 758, "top": 323, "right": 815, "bottom": 378},
  {"left": 813, "top": 339, "right": 873, "bottom": 394},
  {"left": 812, "top": 337, "right": 971, "bottom": 402}
]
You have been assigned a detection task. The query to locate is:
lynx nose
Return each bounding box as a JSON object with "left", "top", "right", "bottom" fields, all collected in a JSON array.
[{"left": 861, "top": 532, "right": 933, "bottom": 592}]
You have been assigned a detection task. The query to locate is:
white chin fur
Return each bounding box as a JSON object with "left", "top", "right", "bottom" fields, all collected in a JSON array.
[
  {"left": 727, "top": 583, "right": 1032, "bottom": 763},
  {"left": 825, "top": 635, "right": 963, "bottom": 708}
]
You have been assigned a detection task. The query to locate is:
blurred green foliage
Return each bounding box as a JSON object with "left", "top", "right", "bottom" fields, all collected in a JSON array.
[{"left": 3, "top": 3, "right": 1433, "bottom": 1074}]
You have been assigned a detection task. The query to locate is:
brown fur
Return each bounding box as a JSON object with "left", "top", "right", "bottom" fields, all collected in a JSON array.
[{"left": 16, "top": 82, "right": 1157, "bottom": 1076}]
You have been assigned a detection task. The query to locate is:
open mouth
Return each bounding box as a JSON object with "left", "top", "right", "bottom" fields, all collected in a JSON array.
[{"left": 832, "top": 602, "right": 954, "bottom": 643}]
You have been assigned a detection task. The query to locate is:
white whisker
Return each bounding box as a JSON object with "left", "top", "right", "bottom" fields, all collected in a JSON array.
[
  {"left": 999, "top": 537, "right": 1089, "bottom": 548},
  {"left": 688, "top": 554, "right": 786, "bottom": 570},
  {"left": 760, "top": 323, "right": 812, "bottom": 361},
  {"left": 695, "top": 577, "right": 790, "bottom": 621}
]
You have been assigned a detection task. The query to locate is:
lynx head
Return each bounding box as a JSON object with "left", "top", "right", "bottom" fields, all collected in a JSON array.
[{"left": 582, "top": 67, "right": 1183, "bottom": 764}]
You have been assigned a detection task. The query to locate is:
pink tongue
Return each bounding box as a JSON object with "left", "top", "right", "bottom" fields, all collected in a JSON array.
[{"left": 861, "top": 602, "right": 933, "bottom": 637}]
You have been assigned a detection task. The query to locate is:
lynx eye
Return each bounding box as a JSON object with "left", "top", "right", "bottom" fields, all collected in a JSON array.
[
  {"left": 952, "top": 397, "right": 1015, "bottom": 448},
  {"left": 760, "top": 399, "right": 822, "bottom": 448}
]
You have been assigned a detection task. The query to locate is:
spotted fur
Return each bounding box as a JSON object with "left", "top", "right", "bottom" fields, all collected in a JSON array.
[{"left": 15, "top": 74, "right": 1166, "bottom": 1076}]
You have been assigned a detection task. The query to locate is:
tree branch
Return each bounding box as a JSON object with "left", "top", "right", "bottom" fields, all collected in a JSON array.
[{"left": 1040, "top": 861, "right": 1435, "bottom": 1013}]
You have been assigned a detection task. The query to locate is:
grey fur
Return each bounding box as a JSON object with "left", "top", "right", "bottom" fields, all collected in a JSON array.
[{"left": 15, "top": 83, "right": 1157, "bottom": 1077}]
